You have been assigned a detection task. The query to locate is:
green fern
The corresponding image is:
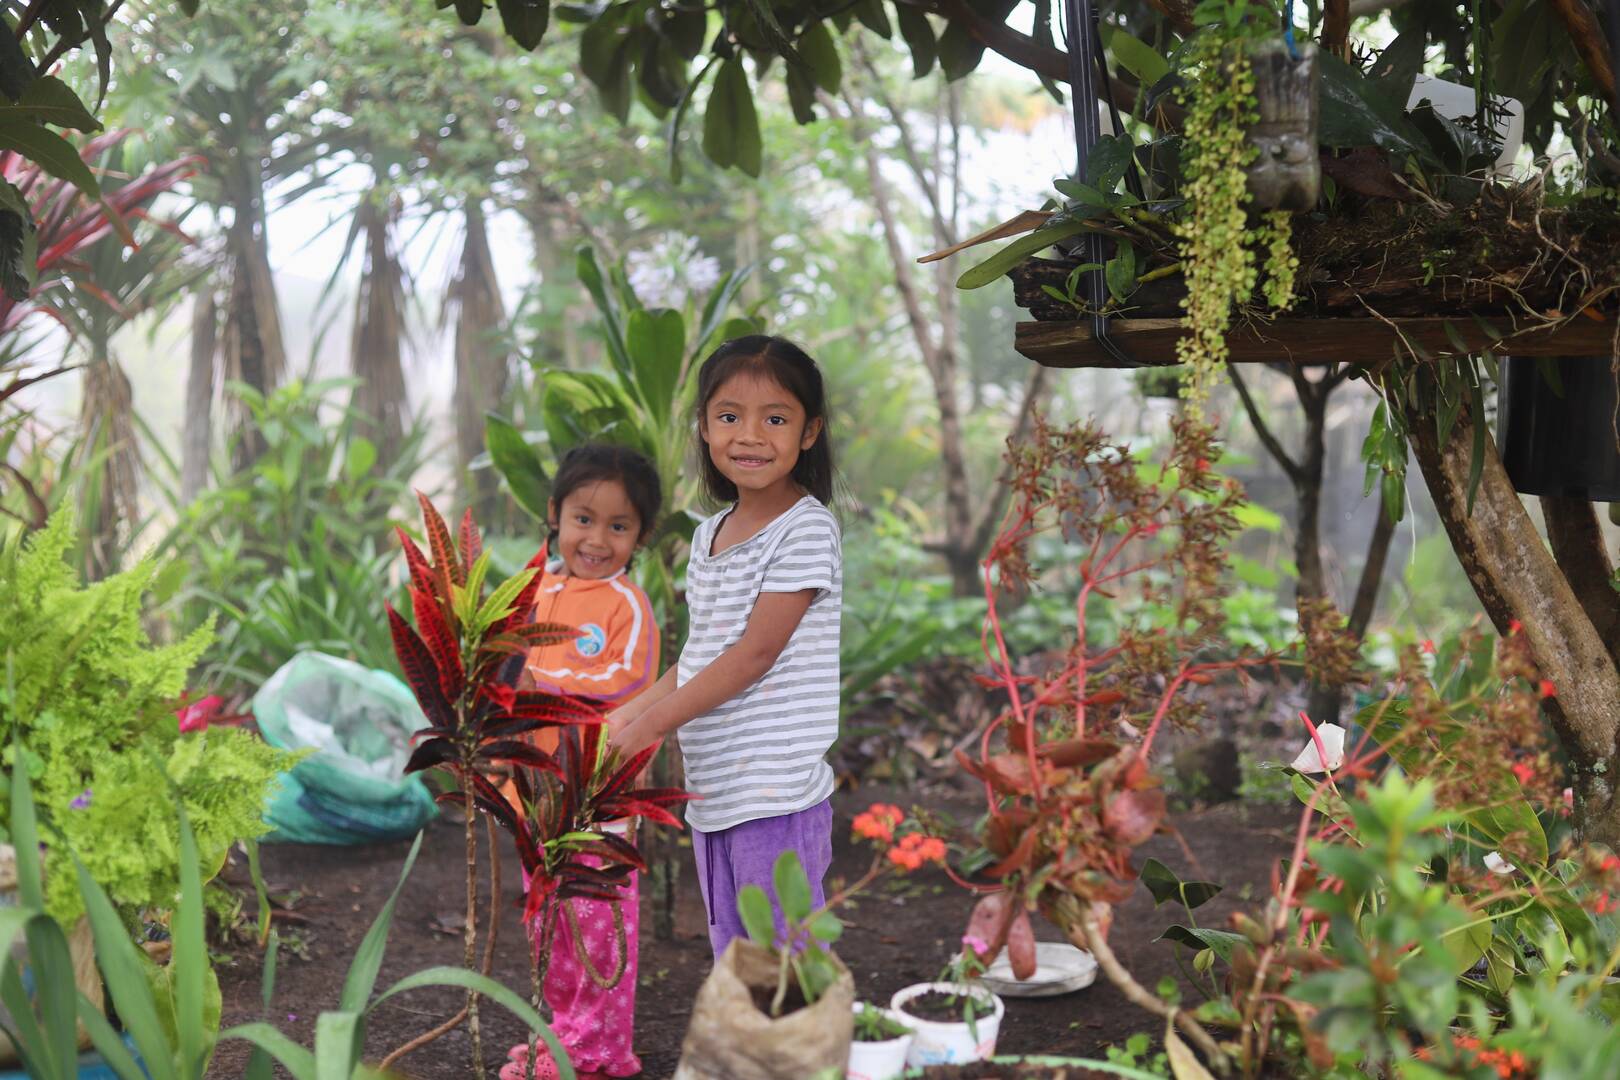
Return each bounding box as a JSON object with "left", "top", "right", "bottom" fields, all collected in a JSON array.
[{"left": 0, "top": 511, "right": 299, "bottom": 922}]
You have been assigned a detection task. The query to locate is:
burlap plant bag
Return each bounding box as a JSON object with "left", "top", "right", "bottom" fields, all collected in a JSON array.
[{"left": 674, "top": 938, "right": 855, "bottom": 1080}]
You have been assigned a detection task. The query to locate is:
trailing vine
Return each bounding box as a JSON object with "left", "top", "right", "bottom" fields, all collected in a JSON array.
[{"left": 1174, "top": 2, "right": 1303, "bottom": 418}]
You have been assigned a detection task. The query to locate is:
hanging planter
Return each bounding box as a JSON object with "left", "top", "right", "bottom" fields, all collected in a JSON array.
[
  {"left": 1496, "top": 356, "right": 1620, "bottom": 501},
  {"left": 1244, "top": 40, "right": 1320, "bottom": 213}
]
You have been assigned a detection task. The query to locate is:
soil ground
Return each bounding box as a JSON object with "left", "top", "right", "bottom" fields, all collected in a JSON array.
[{"left": 206, "top": 784, "right": 1297, "bottom": 1079}]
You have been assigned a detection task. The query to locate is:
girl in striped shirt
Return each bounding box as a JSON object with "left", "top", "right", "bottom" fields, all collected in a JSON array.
[
  {"left": 607, "top": 335, "right": 841, "bottom": 960},
  {"left": 502, "top": 443, "right": 661, "bottom": 1080}
]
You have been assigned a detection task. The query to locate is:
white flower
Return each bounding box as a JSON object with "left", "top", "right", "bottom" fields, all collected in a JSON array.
[
  {"left": 1483, "top": 851, "right": 1515, "bottom": 876},
  {"left": 1289, "top": 723, "right": 1346, "bottom": 775},
  {"left": 624, "top": 234, "right": 720, "bottom": 310}
]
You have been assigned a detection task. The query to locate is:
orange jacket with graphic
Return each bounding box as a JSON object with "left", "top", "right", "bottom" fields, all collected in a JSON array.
[{"left": 516, "top": 562, "right": 660, "bottom": 757}]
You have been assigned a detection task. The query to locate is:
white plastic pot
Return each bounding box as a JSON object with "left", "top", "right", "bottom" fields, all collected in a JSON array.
[
  {"left": 846, "top": 1004, "right": 913, "bottom": 1080},
  {"left": 889, "top": 981, "right": 1005, "bottom": 1068}
]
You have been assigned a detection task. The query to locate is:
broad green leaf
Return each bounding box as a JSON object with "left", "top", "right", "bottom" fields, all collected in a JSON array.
[
  {"left": 1141, "top": 858, "right": 1222, "bottom": 909},
  {"left": 703, "top": 59, "right": 761, "bottom": 177},
  {"left": 344, "top": 436, "right": 377, "bottom": 482},
  {"left": 1438, "top": 908, "right": 1492, "bottom": 974},
  {"left": 798, "top": 21, "right": 842, "bottom": 93},
  {"left": 1106, "top": 29, "right": 1169, "bottom": 87},
  {"left": 464, "top": 551, "right": 492, "bottom": 618},
  {"left": 852, "top": 0, "right": 891, "bottom": 37},
  {"left": 495, "top": 0, "right": 550, "bottom": 50},
  {"left": 626, "top": 308, "right": 685, "bottom": 424},
  {"left": 1085, "top": 134, "right": 1136, "bottom": 194},
  {"left": 1104, "top": 240, "right": 1137, "bottom": 302},
  {"left": 957, "top": 219, "right": 1088, "bottom": 290},
  {"left": 736, "top": 884, "right": 777, "bottom": 947},
  {"left": 1465, "top": 796, "right": 1548, "bottom": 866},
  {"left": 369, "top": 967, "right": 576, "bottom": 1080},
  {"left": 314, "top": 1010, "right": 364, "bottom": 1080},
  {"left": 0, "top": 121, "right": 101, "bottom": 198},
  {"left": 1317, "top": 52, "right": 1433, "bottom": 164},
  {"left": 1157, "top": 925, "right": 1246, "bottom": 962},
  {"left": 0, "top": 76, "right": 101, "bottom": 131},
  {"left": 576, "top": 247, "right": 634, "bottom": 383},
  {"left": 809, "top": 911, "right": 843, "bottom": 943},
  {"left": 773, "top": 850, "right": 813, "bottom": 922},
  {"left": 896, "top": 5, "right": 936, "bottom": 77},
  {"left": 485, "top": 414, "right": 550, "bottom": 521},
  {"left": 937, "top": 18, "right": 986, "bottom": 80}
]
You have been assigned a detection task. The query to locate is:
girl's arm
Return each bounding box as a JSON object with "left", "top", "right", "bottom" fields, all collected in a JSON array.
[{"left": 606, "top": 589, "right": 815, "bottom": 759}]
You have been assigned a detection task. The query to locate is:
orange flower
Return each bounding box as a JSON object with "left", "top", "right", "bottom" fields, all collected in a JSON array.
[
  {"left": 885, "top": 832, "right": 947, "bottom": 871},
  {"left": 854, "top": 803, "right": 905, "bottom": 844}
]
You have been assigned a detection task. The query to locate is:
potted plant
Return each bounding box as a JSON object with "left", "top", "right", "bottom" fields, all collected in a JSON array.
[
  {"left": 889, "top": 938, "right": 1006, "bottom": 1068},
  {"left": 846, "top": 1002, "right": 913, "bottom": 1080}
]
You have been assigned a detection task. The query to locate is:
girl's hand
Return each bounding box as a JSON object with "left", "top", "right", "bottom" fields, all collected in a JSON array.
[{"left": 607, "top": 708, "right": 663, "bottom": 762}]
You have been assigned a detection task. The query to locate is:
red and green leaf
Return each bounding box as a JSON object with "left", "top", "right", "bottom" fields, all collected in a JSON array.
[
  {"left": 387, "top": 604, "right": 455, "bottom": 729},
  {"left": 416, "top": 491, "right": 464, "bottom": 588},
  {"left": 458, "top": 507, "right": 483, "bottom": 569},
  {"left": 412, "top": 586, "right": 465, "bottom": 704}
]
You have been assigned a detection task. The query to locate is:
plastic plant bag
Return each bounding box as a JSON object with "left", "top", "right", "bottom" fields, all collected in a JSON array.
[
  {"left": 673, "top": 938, "right": 853, "bottom": 1080},
  {"left": 253, "top": 652, "right": 438, "bottom": 845}
]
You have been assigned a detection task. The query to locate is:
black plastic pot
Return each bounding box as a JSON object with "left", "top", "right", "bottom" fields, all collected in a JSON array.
[{"left": 1496, "top": 355, "right": 1620, "bottom": 500}]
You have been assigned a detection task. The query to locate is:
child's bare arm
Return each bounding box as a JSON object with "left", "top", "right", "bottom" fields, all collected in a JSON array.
[{"left": 606, "top": 590, "right": 814, "bottom": 758}]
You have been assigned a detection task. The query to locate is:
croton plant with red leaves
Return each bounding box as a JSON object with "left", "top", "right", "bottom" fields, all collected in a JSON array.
[{"left": 385, "top": 494, "right": 690, "bottom": 1072}]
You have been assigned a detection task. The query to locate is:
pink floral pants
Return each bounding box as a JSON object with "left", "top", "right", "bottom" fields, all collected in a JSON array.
[{"left": 524, "top": 868, "right": 641, "bottom": 1078}]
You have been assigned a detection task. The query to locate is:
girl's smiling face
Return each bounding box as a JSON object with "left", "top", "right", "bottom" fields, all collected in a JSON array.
[
  {"left": 700, "top": 371, "right": 822, "bottom": 498},
  {"left": 549, "top": 479, "right": 641, "bottom": 579}
]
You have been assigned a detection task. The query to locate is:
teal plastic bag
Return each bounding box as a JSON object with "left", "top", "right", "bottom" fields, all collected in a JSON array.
[{"left": 253, "top": 652, "right": 438, "bottom": 844}]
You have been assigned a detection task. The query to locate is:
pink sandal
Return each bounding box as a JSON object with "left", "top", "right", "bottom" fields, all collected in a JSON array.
[{"left": 499, "top": 1043, "right": 561, "bottom": 1080}]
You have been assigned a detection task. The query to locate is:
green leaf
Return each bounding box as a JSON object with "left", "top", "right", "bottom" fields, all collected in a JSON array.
[
  {"left": 895, "top": 6, "right": 936, "bottom": 78},
  {"left": 957, "top": 219, "right": 1088, "bottom": 290},
  {"left": 936, "top": 19, "right": 984, "bottom": 81},
  {"left": 626, "top": 308, "right": 685, "bottom": 424},
  {"left": 1104, "top": 240, "right": 1137, "bottom": 303},
  {"left": 798, "top": 21, "right": 842, "bottom": 94},
  {"left": 773, "top": 850, "right": 814, "bottom": 922},
  {"left": 853, "top": 0, "right": 891, "bottom": 37},
  {"left": 344, "top": 436, "right": 377, "bottom": 483},
  {"left": 339, "top": 831, "right": 424, "bottom": 1013},
  {"left": 1106, "top": 29, "right": 1169, "bottom": 87},
  {"left": 1438, "top": 906, "right": 1492, "bottom": 974},
  {"left": 1, "top": 76, "right": 102, "bottom": 132},
  {"left": 9, "top": 742, "right": 43, "bottom": 910},
  {"left": 453, "top": 0, "right": 485, "bottom": 25},
  {"left": 579, "top": 13, "right": 633, "bottom": 122},
  {"left": 77, "top": 857, "right": 174, "bottom": 1076},
  {"left": 216, "top": 1022, "right": 316, "bottom": 1079},
  {"left": 242, "top": 934, "right": 279, "bottom": 1080},
  {"left": 495, "top": 0, "right": 550, "bottom": 50},
  {"left": 736, "top": 884, "right": 777, "bottom": 947},
  {"left": 484, "top": 415, "right": 550, "bottom": 521},
  {"left": 1465, "top": 376, "right": 1486, "bottom": 515},
  {"left": 315, "top": 1011, "right": 364, "bottom": 1080},
  {"left": 476, "top": 567, "right": 537, "bottom": 629},
  {"left": 1158, "top": 924, "right": 1247, "bottom": 963},
  {"left": 575, "top": 246, "right": 635, "bottom": 382},
  {"left": 1140, "top": 858, "right": 1222, "bottom": 909},
  {"left": 0, "top": 120, "right": 102, "bottom": 199},
  {"left": 0, "top": 178, "right": 37, "bottom": 302},
  {"left": 78, "top": 994, "right": 152, "bottom": 1080},
  {"left": 1317, "top": 51, "right": 1433, "bottom": 164},
  {"left": 368, "top": 967, "right": 576, "bottom": 1080},
  {"left": 1085, "top": 134, "right": 1135, "bottom": 195},
  {"left": 174, "top": 803, "right": 209, "bottom": 1077},
  {"left": 703, "top": 59, "right": 762, "bottom": 177},
  {"left": 809, "top": 911, "right": 843, "bottom": 943}
]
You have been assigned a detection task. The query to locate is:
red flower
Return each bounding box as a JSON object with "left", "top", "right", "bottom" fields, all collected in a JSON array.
[
  {"left": 1539, "top": 679, "right": 1556, "bottom": 699},
  {"left": 1419, "top": 639, "right": 1436, "bottom": 655},
  {"left": 1192, "top": 458, "right": 1210, "bottom": 472},
  {"left": 1511, "top": 761, "right": 1535, "bottom": 785},
  {"left": 1508, "top": 619, "right": 1522, "bottom": 634},
  {"left": 177, "top": 695, "right": 225, "bottom": 734}
]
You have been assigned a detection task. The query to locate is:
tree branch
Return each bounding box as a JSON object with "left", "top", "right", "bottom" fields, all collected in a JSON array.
[
  {"left": 1549, "top": 0, "right": 1620, "bottom": 114},
  {"left": 1541, "top": 496, "right": 1620, "bottom": 671},
  {"left": 1322, "top": 0, "right": 1351, "bottom": 56},
  {"left": 1347, "top": 499, "right": 1396, "bottom": 640},
  {"left": 1227, "top": 362, "right": 1304, "bottom": 482},
  {"left": 851, "top": 44, "right": 955, "bottom": 246},
  {"left": 970, "top": 363, "right": 1051, "bottom": 553}
]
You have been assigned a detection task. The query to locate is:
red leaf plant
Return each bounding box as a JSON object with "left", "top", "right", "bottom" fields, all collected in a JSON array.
[
  {"left": 949, "top": 417, "right": 1286, "bottom": 1071},
  {"left": 381, "top": 494, "right": 692, "bottom": 1076}
]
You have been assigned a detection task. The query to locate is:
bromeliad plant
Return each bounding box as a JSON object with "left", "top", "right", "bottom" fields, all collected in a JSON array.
[{"left": 385, "top": 494, "right": 589, "bottom": 1075}]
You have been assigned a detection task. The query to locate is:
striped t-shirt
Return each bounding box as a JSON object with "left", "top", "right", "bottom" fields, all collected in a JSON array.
[{"left": 677, "top": 495, "right": 841, "bottom": 832}]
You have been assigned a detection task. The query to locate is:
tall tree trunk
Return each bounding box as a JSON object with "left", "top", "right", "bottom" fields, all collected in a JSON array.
[
  {"left": 1406, "top": 391, "right": 1620, "bottom": 846},
  {"left": 182, "top": 287, "right": 218, "bottom": 504},
  {"left": 222, "top": 163, "right": 286, "bottom": 472},
  {"left": 348, "top": 192, "right": 409, "bottom": 466},
  {"left": 77, "top": 345, "right": 141, "bottom": 581},
  {"left": 450, "top": 201, "right": 510, "bottom": 521}
]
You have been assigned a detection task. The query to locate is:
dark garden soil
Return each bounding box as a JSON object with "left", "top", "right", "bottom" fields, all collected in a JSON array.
[{"left": 206, "top": 786, "right": 1298, "bottom": 1079}]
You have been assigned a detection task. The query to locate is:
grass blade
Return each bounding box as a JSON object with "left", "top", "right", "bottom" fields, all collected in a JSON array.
[
  {"left": 314, "top": 1011, "right": 364, "bottom": 1080},
  {"left": 173, "top": 802, "right": 209, "bottom": 1078},
  {"left": 242, "top": 932, "right": 280, "bottom": 1080},
  {"left": 76, "top": 855, "right": 173, "bottom": 1073},
  {"left": 10, "top": 748, "right": 44, "bottom": 910},
  {"left": 0, "top": 946, "right": 54, "bottom": 1079},
  {"left": 26, "top": 915, "right": 79, "bottom": 1075},
  {"left": 337, "top": 830, "right": 424, "bottom": 1013},
  {"left": 244, "top": 840, "right": 272, "bottom": 946},
  {"left": 77, "top": 993, "right": 149, "bottom": 1080},
  {"left": 370, "top": 966, "right": 576, "bottom": 1080},
  {"left": 216, "top": 1022, "right": 316, "bottom": 1079}
]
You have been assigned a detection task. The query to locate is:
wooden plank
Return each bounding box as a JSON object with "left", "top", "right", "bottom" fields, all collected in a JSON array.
[{"left": 1015, "top": 316, "right": 1619, "bottom": 369}]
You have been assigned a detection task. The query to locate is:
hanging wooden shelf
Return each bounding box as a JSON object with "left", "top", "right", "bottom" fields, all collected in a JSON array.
[{"left": 1015, "top": 315, "right": 1618, "bottom": 369}]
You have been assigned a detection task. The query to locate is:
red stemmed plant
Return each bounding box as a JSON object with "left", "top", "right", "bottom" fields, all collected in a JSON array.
[
  {"left": 950, "top": 417, "right": 1286, "bottom": 1071},
  {"left": 382, "top": 494, "right": 594, "bottom": 1075}
]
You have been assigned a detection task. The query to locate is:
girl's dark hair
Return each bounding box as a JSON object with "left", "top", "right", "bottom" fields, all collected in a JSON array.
[
  {"left": 693, "top": 335, "right": 835, "bottom": 506},
  {"left": 546, "top": 443, "right": 663, "bottom": 548}
]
